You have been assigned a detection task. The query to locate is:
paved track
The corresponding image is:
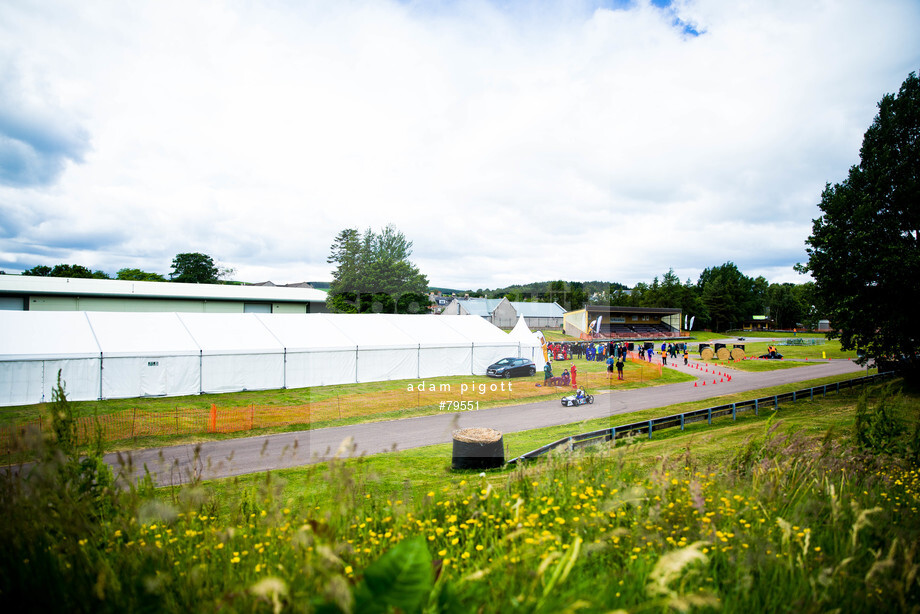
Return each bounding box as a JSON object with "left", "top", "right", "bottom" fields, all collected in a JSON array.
[{"left": 104, "top": 358, "right": 866, "bottom": 486}]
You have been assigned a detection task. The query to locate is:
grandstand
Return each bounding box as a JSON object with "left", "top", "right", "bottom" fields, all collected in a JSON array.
[{"left": 563, "top": 306, "right": 683, "bottom": 339}]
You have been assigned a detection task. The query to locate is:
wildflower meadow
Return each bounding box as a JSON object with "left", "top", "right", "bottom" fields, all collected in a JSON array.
[{"left": 1, "top": 378, "right": 918, "bottom": 612}]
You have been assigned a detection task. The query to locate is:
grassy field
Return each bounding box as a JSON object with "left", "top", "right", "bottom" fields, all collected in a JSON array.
[
  {"left": 736, "top": 339, "right": 853, "bottom": 360},
  {"left": 3, "top": 372, "right": 917, "bottom": 612},
  {"left": 0, "top": 358, "right": 681, "bottom": 458}
]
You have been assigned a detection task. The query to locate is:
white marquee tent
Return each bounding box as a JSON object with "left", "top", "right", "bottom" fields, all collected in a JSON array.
[
  {"left": 508, "top": 316, "right": 545, "bottom": 367},
  {"left": 0, "top": 312, "right": 538, "bottom": 406}
]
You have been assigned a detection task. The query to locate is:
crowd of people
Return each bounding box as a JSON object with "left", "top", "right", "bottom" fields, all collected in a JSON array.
[
  {"left": 541, "top": 340, "right": 693, "bottom": 387},
  {"left": 543, "top": 341, "right": 688, "bottom": 363}
]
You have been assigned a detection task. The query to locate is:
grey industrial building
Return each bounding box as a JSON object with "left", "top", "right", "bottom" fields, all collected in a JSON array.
[
  {"left": 440, "top": 297, "right": 565, "bottom": 329},
  {"left": 0, "top": 275, "right": 329, "bottom": 314}
]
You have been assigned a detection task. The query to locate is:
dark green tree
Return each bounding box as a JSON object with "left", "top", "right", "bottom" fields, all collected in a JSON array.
[
  {"left": 169, "top": 253, "right": 220, "bottom": 284},
  {"left": 326, "top": 225, "right": 429, "bottom": 314},
  {"left": 22, "top": 265, "right": 52, "bottom": 276},
  {"left": 697, "top": 262, "right": 763, "bottom": 331},
  {"left": 116, "top": 268, "right": 166, "bottom": 282},
  {"left": 546, "top": 280, "right": 566, "bottom": 305},
  {"left": 640, "top": 269, "right": 684, "bottom": 309},
  {"left": 792, "top": 282, "right": 820, "bottom": 330},
  {"left": 766, "top": 283, "right": 806, "bottom": 329},
  {"left": 801, "top": 72, "right": 920, "bottom": 375},
  {"left": 23, "top": 264, "right": 109, "bottom": 279},
  {"left": 566, "top": 281, "right": 588, "bottom": 311}
]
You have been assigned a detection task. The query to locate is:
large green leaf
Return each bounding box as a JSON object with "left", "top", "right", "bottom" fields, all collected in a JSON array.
[{"left": 356, "top": 537, "right": 433, "bottom": 614}]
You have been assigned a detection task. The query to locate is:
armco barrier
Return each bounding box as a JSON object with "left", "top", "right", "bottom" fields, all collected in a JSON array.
[{"left": 507, "top": 371, "right": 896, "bottom": 464}]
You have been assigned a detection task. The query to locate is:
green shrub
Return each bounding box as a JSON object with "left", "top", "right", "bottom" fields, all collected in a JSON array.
[{"left": 854, "top": 384, "right": 908, "bottom": 454}]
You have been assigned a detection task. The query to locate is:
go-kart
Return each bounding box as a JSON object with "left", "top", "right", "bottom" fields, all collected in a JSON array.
[{"left": 561, "top": 391, "right": 594, "bottom": 407}]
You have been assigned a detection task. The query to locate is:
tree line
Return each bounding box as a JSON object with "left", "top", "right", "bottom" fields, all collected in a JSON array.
[
  {"left": 462, "top": 265, "right": 816, "bottom": 332},
  {"left": 19, "top": 252, "right": 232, "bottom": 284}
]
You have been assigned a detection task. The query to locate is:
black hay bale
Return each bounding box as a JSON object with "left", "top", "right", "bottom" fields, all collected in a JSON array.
[{"left": 451, "top": 428, "right": 504, "bottom": 470}]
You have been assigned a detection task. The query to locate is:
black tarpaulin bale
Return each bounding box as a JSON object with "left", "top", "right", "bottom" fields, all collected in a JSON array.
[{"left": 451, "top": 428, "right": 504, "bottom": 470}]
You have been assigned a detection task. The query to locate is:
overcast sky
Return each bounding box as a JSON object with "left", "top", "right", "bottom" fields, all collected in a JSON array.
[{"left": 1, "top": 0, "right": 918, "bottom": 290}]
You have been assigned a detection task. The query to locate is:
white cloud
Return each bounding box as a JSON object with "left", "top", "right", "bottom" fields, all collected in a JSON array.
[{"left": 0, "top": 0, "right": 918, "bottom": 289}]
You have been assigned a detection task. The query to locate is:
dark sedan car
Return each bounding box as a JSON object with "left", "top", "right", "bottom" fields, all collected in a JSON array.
[{"left": 486, "top": 357, "right": 537, "bottom": 378}]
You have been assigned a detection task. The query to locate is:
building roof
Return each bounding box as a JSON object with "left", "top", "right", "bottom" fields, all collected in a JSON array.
[
  {"left": 0, "top": 275, "right": 328, "bottom": 304},
  {"left": 451, "top": 298, "right": 565, "bottom": 318},
  {"left": 510, "top": 301, "right": 565, "bottom": 318},
  {"left": 583, "top": 305, "right": 681, "bottom": 315},
  {"left": 455, "top": 298, "right": 506, "bottom": 317}
]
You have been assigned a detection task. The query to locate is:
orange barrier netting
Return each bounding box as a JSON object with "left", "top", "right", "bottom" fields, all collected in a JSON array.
[{"left": 0, "top": 359, "right": 661, "bottom": 450}]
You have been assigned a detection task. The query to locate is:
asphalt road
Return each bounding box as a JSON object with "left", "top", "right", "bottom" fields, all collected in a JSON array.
[{"left": 104, "top": 356, "right": 866, "bottom": 487}]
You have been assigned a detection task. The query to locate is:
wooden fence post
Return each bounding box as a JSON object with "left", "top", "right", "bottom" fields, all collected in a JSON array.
[{"left": 209, "top": 403, "right": 217, "bottom": 433}]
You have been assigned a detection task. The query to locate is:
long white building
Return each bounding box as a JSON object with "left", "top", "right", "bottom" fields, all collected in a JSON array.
[{"left": 0, "top": 275, "right": 328, "bottom": 313}]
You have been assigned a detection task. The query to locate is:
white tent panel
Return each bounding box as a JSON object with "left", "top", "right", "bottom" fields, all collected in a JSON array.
[
  {"left": 0, "top": 359, "right": 101, "bottom": 405},
  {"left": 324, "top": 314, "right": 418, "bottom": 348},
  {"left": 284, "top": 349, "right": 357, "bottom": 388},
  {"left": 255, "top": 313, "right": 357, "bottom": 351},
  {"left": 0, "top": 311, "right": 100, "bottom": 361},
  {"left": 201, "top": 353, "right": 285, "bottom": 393},
  {"left": 0, "top": 312, "right": 102, "bottom": 404},
  {"left": 439, "top": 315, "right": 521, "bottom": 374},
  {"left": 177, "top": 313, "right": 284, "bottom": 355},
  {"left": 387, "top": 315, "right": 477, "bottom": 378},
  {"left": 86, "top": 312, "right": 202, "bottom": 398},
  {"left": 439, "top": 314, "right": 515, "bottom": 343},
  {"left": 87, "top": 312, "right": 200, "bottom": 358},
  {"left": 43, "top": 358, "right": 102, "bottom": 403},
  {"left": 387, "top": 315, "right": 475, "bottom": 347},
  {"left": 255, "top": 314, "right": 359, "bottom": 388},
  {"left": 0, "top": 361, "right": 45, "bottom": 406},
  {"left": 325, "top": 315, "right": 419, "bottom": 382},
  {"left": 418, "top": 345, "right": 473, "bottom": 378},
  {"left": 102, "top": 355, "right": 200, "bottom": 398},
  {"left": 179, "top": 313, "right": 285, "bottom": 393},
  {"left": 356, "top": 348, "right": 418, "bottom": 382}
]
